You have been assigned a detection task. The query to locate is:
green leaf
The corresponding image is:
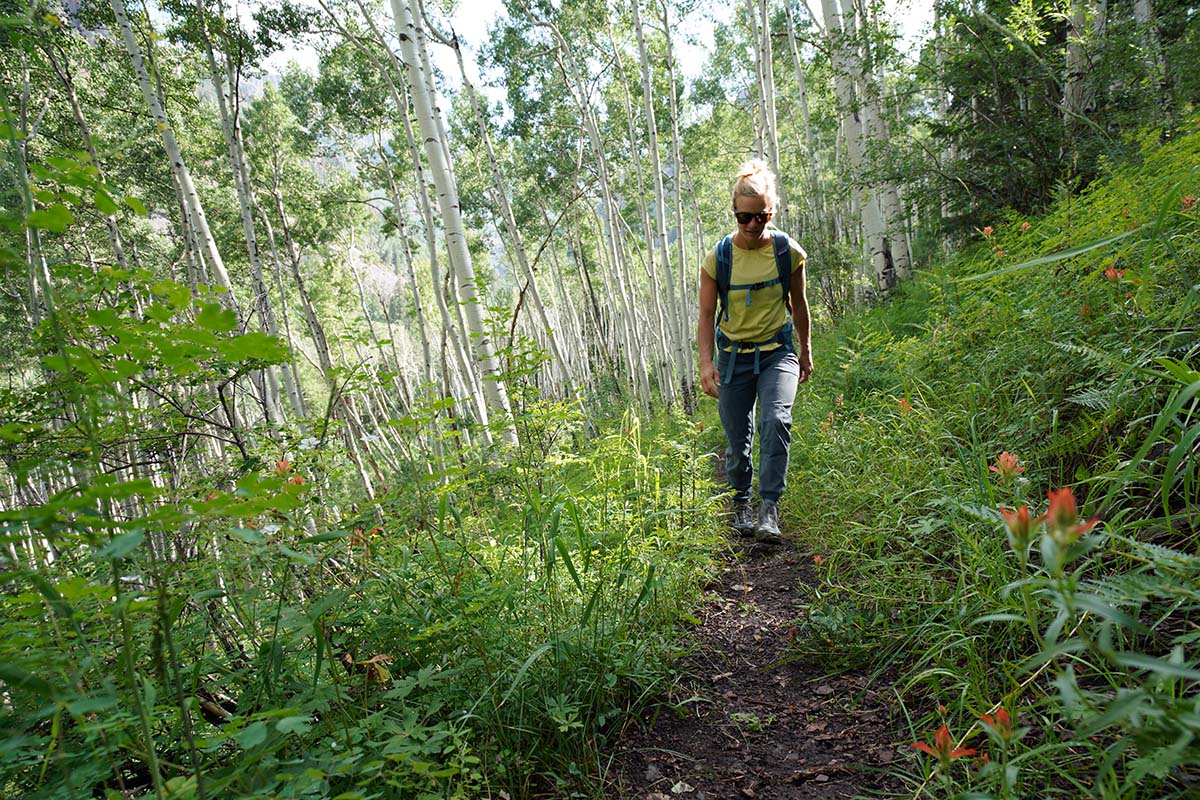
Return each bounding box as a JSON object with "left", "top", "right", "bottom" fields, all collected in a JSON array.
[
  {"left": 276, "top": 716, "right": 311, "bottom": 735},
  {"left": 961, "top": 228, "right": 1141, "bottom": 282},
  {"left": 298, "top": 531, "right": 349, "bottom": 544},
  {"left": 553, "top": 536, "right": 583, "bottom": 592},
  {"left": 27, "top": 204, "right": 74, "bottom": 232},
  {"left": 1111, "top": 651, "right": 1200, "bottom": 681},
  {"left": 86, "top": 308, "right": 121, "bottom": 328},
  {"left": 218, "top": 331, "right": 291, "bottom": 362},
  {"left": 124, "top": 195, "right": 148, "bottom": 216},
  {"left": 94, "top": 189, "right": 118, "bottom": 215},
  {"left": 0, "top": 663, "right": 56, "bottom": 698},
  {"left": 195, "top": 303, "right": 237, "bottom": 333},
  {"left": 94, "top": 530, "right": 144, "bottom": 560},
  {"left": 237, "top": 721, "right": 268, "bottom": 749},
  {"left": 231, "top": 527, "right": 266, "bottom": 544}
]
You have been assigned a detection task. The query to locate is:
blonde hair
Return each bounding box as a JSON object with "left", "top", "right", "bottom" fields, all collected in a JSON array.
[{"left": 731, "top": 158, "right": 778, "bottom": 210}]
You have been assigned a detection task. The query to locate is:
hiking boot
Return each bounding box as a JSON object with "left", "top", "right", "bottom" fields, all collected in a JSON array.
[
  {"left": 755, "top": 500, "right": 783, "bottom": 544},
  {"left": 730, "top": 499, "right": 755, "bottom": 536}
]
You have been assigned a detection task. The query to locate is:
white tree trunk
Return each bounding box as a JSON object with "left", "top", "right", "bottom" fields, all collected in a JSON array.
[
  {"left": 110, "top": 0, "right": 240, "bottom": 317},
  {"left": 632, "top": 0, "right": 691, "bottom": 408},
  {"left": 390, "top": 0, "right": 518, "bottom": 445},
  {"left": 821, "top": 0, "right": 889, "bottom": 298}
]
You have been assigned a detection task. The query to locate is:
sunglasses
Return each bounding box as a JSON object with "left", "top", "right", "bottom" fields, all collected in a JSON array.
[{"left": 733, "top": 211, "right": 772, "bottom": 225}]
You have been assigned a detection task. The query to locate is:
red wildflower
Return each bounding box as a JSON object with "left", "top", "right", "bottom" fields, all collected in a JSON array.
[
  {"left": 276, "top": 459, "right": 291, "bottom": 475},
  {"left": 913, "top": 724, "right": 977, "bottom": 767},
  {"left": 1020, "top": 221, "right": 1031, "bottom": 232},
  {"left": 994, "top": 249, "right": 1006, "bottom": 258},
  {"left": 1038, "top": 487, "right": 1099, "bottom": 545},
  {"left": 999, "top": 506, "right": 1035, "bottom": 551},
  {"left": 898, "top": 398, "right": 914, "bottom": 415},
  {"left": 1079, "top": 304, "right": 1092, "bottom": 318},
  {"left": 813, "top": 555, "right": 826, "bottom": 565},
  {"left": 288, "top": 475, "right": 306, "bottom": 486},
  {"left": 1183, "top": 194, "right": 1197, "bottom": 212},
  {"left": 989, "top": 452, "right": 1025, "bottom": 482},
  {"left": 1104, "top": 267, "right": 1125, "bottom": 283},
  {"left": 979, "top": 707, "right": 1015, "bottom": 740},
  {"left": 982, "top": 226, "right": 994, "bottom": 237}
]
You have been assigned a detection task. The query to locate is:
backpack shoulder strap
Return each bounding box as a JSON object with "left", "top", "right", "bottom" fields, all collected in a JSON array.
[
  {"left": 715, "top": 235, "right": 734, "bottom": 322},
  {"left": 772, "top": 232, "right": 792, "bottom": 313}
]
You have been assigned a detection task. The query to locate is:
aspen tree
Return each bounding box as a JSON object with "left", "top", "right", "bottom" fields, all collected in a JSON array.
[
  {"left": 784, "top": 3, "right": 823, "bottom": 230},
  {"left": 631, "top": 0, "right": 691, "bottom": 407},
  {"left": 448, "top": 29, "right": 583, "bottom": 406},
  {"left": 609, "top": 25, "right": 675, "bottom": 407},
  {"left": 196, "top": 0, "right": 286, "bottom": 424},
  {"left": 820, "top": 0, "right": 890, "bottom": 297},
  {"left": 109, "top": 0, "right": 241, "bottom": 317},
  {"left": 389, "top": 0, "right": 518, "bottom": 445}
]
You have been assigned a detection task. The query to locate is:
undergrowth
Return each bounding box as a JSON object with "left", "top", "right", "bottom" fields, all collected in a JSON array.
[
  {"left": 0, "top": 392, "right": 722, "bottom": 799},
  {"left": 786, "top": 121, "right": 1200, "bottom": 798}
]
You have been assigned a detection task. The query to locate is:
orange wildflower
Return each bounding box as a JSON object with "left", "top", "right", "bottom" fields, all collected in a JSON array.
[
  {"left": 1020, "top": 221, "right": 1031, "bottom": 232},
  {"left": 913, "top": 724, "right": 976, "bottom": 768},
  {"left": 999, "top": 506, "right": 1035, "bottom": 551},
  {"left": 989, "top": 451, "right": 1025, "bottom": 482},
  {"left": 1038, "top": 487, "right": 1099, "bottom": 545},
  {"left": 982, "top": 225, "right": 994, "bottom": 237},
  {"left": 898, "top": 398, "right": 913, "bottom": 415},
  {"left": 979, "top": 707, "right": 1015, "bottom": 740},
  {"left": 275, "top": 459, "right": 291, "bottom": 475}
]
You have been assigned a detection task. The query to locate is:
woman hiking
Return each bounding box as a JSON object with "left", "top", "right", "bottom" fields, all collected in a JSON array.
[{"left": 697, "top": 159, "right": 813, "bottom": 543}]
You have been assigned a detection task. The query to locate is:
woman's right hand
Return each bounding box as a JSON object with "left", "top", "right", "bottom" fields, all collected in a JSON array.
[{"left": 699, "top": 361, "right": 720, "bottom": 398}]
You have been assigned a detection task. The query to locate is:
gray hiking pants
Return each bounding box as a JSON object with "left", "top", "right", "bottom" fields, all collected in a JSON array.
[{"left": 716, "top": 345, "right": 800, "bottom": 504}]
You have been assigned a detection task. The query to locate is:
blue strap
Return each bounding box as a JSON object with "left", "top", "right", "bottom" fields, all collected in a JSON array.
[
  {"left": 713, "top": 232, "right": 794, "bottom": 381},
  {"left": 717, "top": 320, "right": 794, "bottom": 385}
]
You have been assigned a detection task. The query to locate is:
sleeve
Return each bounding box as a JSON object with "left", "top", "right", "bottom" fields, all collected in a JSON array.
[
  {"left": 790, "top": 240, "right": 807, "bottom": 272},
  {"left": 701, "top": 247, "right": 718, "bottom": 280}
]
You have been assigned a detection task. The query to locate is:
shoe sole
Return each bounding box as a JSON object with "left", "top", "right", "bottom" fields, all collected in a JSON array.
[{"left": 754, "top": 529, "right": 783, "bottom": 544}]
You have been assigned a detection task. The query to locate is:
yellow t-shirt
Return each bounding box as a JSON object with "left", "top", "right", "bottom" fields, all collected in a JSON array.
[{"left": 702, "top": 232, "right": 807, "bottom": 351}]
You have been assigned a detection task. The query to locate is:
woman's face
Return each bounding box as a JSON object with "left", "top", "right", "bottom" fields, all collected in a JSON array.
[{"left": 733, "top": 194, "right": 773, "bottom": 238}]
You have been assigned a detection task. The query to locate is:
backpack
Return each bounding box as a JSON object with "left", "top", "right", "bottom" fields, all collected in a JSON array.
[{"left": 713, "top": 232, "right": 794, "bottom": 383}]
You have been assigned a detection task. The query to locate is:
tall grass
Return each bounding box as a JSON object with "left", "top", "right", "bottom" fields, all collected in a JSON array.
[{"left": 786, "top": 122, "right": 1200, "bottom": 798}]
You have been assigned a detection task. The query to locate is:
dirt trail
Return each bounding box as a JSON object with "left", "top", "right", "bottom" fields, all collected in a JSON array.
[{"left": 609, "top": 531, "right": 905, "bottom": 799}]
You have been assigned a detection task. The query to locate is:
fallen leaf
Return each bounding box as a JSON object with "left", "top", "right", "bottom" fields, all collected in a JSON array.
[{"left": 671, "top": 780, "right": 695, "bottom": 794}]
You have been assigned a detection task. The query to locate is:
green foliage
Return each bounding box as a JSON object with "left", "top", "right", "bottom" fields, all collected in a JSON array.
[{"left": 786, "top": 120, "right": 1200, "bottom": 797}]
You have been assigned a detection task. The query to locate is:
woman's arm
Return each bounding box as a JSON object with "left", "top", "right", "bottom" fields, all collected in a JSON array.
[
  {"left": 698, "top": 269, "right": 720, "bottom": 397},
  {"left": 790, "top": 261, "right": 813, "bottom": 383}
]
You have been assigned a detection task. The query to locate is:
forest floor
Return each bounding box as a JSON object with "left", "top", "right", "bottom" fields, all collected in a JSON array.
[{"left": 608, "top": 495, "right": 908, "bottom": 799}]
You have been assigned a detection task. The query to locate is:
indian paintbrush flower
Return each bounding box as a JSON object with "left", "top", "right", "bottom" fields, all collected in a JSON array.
[
  {"left": 989, "top": 452, "right": 1025, "bottom": 483},
  {"left": 913, "top": 724, "right": 977, "bottom": 769},
  {"left": 1020, "top": 221, "right": 1031, "bottom": 232},
  {"left": 979, "top": 707, "right": 1015, "bottom": 740},
  {"left": 982, "top": 225, "right": 994, "bottom": 237},
  {"left": 999, "top": 506, "right": 1035, "bottom": 552},
  {"left": 1039, "top": 487, "right": 1099, "bottom": 546}
]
